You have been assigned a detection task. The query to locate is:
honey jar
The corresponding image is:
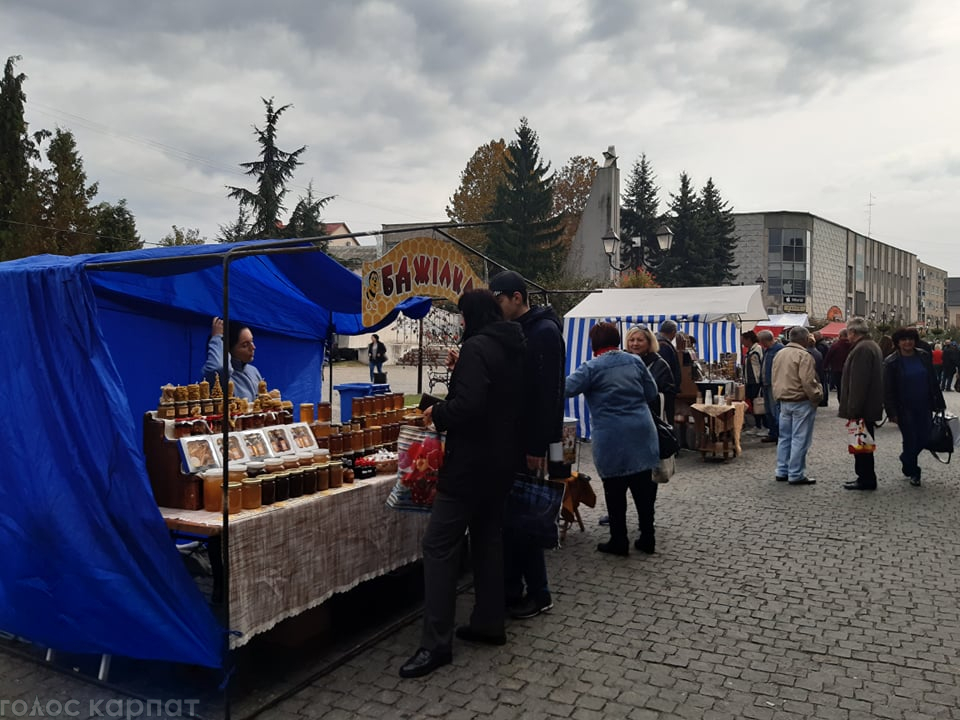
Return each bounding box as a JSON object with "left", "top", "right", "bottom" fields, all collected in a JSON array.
[
  {"left": 227, "top": 482, "right": 243, "bottom": 514},
  {"left": 317, "top": 402, "right": 331, "bottom": 422},
  {"left": 302, "top": 464, "right": 318, "bottom": 494},
  {"left": 299, "top": 402, "right": 314, "bottom": 423},
  {"left": 329, "top": 461, "right": 344, "bottom": 488},
  {"left": 201, "top": 468, "right": 224, "bottom": 513},
  {"left": 274, "top": 471, "right": 291, "bottom": 502},
  {"left": 297, "top": 450, "right": 315, "bottom": 466},
  {"left": 329, "top": 433, "right": 344, "bottom": 456},
  {"left": 260, "top": 474, "right": 277, "bottom": 505},
  {"left": 315, "top": 462, "right": 330, "bottom": 491},
  {"left": 241, "top": 479, "right": 261, "bottom": 509},
  {"left": 288, "top": 468, "right": 304, "bottom": 498}
]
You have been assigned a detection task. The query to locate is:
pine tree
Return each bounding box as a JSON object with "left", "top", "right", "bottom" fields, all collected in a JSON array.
[
  {"left": 619, "top": 154, "right": 661, "bottom": 273},
  {"left": 0, "top": 56, "right": 39, "bottom": 260},
  {"left": 36, "top": 128, "right": 98, "bottom": 255},
  {"left": 227, "top": 98, "right": 306, "bottom": 239},
  {"left": 658, "top": 172, "right": 707, "bottom": 287},
  {"left": 284, "top": 181, "right": 332, "bottom": 248},
  {"left": 92, "top": 198, "right": 142, "bottom": 252},
  {"left": 217, "top": 207, "right": 250, "bottom": 244},
  {"left": 484, "top": 118, "right": 563, "bottom": 281},
  {"left": 698, "top": 178, "right": 738, "bottom": 284}
]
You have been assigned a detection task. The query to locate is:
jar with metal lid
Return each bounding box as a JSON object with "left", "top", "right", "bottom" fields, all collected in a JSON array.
[
  {"left": 297, "top": 450, "right": 314, "bottom": 466},
  {"left": 351, "top": 430, "right": 364, "bottom": 453},
  {"left": 242, "top": 479, "right": 261, "bottom": 509},
  {"left": 351, "top": 397, "right": 363, "bottom": 420},
  {"left": 280, "top": 454, "right": 299, "bottom": 471},
  {"left": 264, "top": 457, "right": 284, "bottom": 472},
  {"left": 329, "top": 433, "right": 344, "bottom": 456},
  {"left": 328, "top": 461, "right": 344, "bottom": 488},
  {"left": 302, "top": 464, "right": 318, "bottom": 494},
  {"left": 245, "top": 461, "right": 266, "bottom": 478},
  {"left": 315, "top": 462, "right": 330, "bottom": 491},
  {"left": 274, "top": 471, "right": 291, "bottom": 501},
  {"left": 288, "top": 468, "right": 304, "bottom": 498},
  {"left": 226, "top": 462, "right": 248, "bottom": 484},
  {"left": 227, "top": 482, "right": 243, "bottom": 514},
  {"left": 260, "top": 474, "right": 277, "bottom": 505},
  {"left": 299, "top": 402, "right": 315, "bottom": 423},
  {"left": 362, "top": 428, "right": 374, "bottom": 450}
]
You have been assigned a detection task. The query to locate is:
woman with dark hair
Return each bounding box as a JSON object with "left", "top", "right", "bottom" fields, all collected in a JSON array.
[
  {"left": 883, "top": 327, "right": 944, "bottom": 487},
  {"left": 400, "top": 289, "right": 525, "bottom": 678},
  {"left": 202, "top": 317, "right": 263, "bottom": 400},
  {"left": 367, "top": 333, "right": 387, "bottom": 381},
  {"left": 565, "top": 322, "right": 659, "bottom": 556}
]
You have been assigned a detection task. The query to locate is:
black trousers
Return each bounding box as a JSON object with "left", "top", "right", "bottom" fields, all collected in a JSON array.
[
  {"left": 602, "top": 470, "right": 657, "bottom": 546},
  {"left": 421, "top": 491, "right": 505, "bottom": 652},
  {"left": 853, "top": 422, "right": 877, "bottom": 487}
]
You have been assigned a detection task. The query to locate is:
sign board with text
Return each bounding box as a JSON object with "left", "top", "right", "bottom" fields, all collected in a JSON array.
[{"left": 361, "top": 236, "right": 483, "bottom": 327}]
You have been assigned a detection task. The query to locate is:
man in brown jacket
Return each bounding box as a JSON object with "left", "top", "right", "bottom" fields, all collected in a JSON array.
[
  {"left": 772, "top": 326, "right": 823, "bottom": 485},
  {"left": 838, "top": 317, "right": 884, "bottom": 490}
]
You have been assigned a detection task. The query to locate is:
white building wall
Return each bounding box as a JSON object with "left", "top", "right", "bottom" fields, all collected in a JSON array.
[{"left": 811, "top": 217, "right": 848, "bottom": 320}]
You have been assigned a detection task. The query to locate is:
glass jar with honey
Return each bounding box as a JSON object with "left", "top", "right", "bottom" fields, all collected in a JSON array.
[
  {"left": 241, "top": 479, "right": 261, "bottom": 509},
  {"left": 227, "top": 482, "right": 243, "bottom": 514}
]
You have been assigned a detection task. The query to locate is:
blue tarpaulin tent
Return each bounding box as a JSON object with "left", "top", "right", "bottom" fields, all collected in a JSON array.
[{"left": 0, "top": 239, "right": 431, "bottom": 668}]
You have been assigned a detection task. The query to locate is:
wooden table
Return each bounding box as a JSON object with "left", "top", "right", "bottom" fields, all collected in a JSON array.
[
  {"left": 690, "top": 401, "right": 746, "bottom": 461},
  {"left": 159, "top": 474, "right": 430, "bottom": 647}
]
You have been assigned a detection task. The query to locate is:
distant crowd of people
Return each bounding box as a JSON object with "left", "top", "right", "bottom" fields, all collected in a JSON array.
[{"left": 741, "top": 320, "right": 947, "bottom": 491}]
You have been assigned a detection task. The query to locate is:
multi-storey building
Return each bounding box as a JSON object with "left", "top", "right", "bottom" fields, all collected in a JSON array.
[
  {"left": 733, "top": 211, "right": 946, "bottom": 326},
  {"left": 917, "top": 262, "right": 948, "bottom": 329}
]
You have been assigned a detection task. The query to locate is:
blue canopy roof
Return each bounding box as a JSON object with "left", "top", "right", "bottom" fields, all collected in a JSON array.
[{"left": 0, "top": 240, "right": 431, "bottom": 668}]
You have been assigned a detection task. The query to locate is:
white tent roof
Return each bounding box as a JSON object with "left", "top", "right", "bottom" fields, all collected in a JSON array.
[
  {"left": 755, "top": 313, "right": 809, "bottom": 328},
  {"left": 563, "top": 285, "right": 768, "bottom": 322}
]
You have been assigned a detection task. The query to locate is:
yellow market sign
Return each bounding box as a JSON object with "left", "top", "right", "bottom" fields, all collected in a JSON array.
[{"left": 361, "top": 236, "right": 484, "bottom": 327}]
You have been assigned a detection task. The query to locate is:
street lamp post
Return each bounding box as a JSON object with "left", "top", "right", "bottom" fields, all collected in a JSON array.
[{"left": 602, "top": 224, "right": 673, "bottom": 277}]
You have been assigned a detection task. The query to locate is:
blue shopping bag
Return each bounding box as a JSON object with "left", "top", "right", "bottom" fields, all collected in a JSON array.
[{"left": 503, "top": 472, "right": 566, "bottom": 550}]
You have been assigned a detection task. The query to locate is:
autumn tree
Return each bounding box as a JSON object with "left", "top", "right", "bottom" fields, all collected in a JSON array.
[
  {"left": 445, "top": 139, "right": 508, "bottom": 253},
  {"left": 553, "top": 155, "right": 598, "bottom": 258},
  {"left": 698, "top": 177, "right": 738, "bottom": 284},
  {"left": 484, "top": 118, "right": 563, "bottom": 281},
  {"left": 160, "top": 225, "right": 206, "bottom": 246},
  {"left": 620, "top": 154, "right": 662, "bottom": 273},
  {"left": 227, "top": 98, "right": 307, "bottom": 239},
  {"left": 92, "top": 198, "right": 141, "bottom": 252}
]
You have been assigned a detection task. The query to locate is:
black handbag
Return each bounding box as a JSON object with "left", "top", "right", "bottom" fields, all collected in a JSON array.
[
  {"left": 653, "top": 412, "right": 680, "bottom": 459},
  {"left": 927, "top": 411, "right": 953, "bottom": 463}
]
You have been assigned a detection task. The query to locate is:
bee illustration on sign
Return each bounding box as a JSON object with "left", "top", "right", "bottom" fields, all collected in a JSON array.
[{"left": 365, "top": 270, "right": 381, "bottom": 302}]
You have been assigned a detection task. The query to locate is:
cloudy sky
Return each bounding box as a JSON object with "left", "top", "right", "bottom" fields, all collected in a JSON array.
[{"left": 3, "top": 0, "right": 958, "bottom": 272}]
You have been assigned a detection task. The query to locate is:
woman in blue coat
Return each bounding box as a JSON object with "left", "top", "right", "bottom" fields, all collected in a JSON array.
[{"left": 565, "top": 322, "right": 659, "bottom": 555}]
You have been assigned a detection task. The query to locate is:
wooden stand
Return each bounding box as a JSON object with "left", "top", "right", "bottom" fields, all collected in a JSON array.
[
  {"left": 690, "top": 404, "right": 740, "bottom": 461},
  {"left": 143, "top": 413, "right": 202, "bottom": 510}
]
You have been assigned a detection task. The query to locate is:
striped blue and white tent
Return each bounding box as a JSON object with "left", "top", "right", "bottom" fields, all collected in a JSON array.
[{"left": 563, "top": 286, "right": 768, "bottom": 438}]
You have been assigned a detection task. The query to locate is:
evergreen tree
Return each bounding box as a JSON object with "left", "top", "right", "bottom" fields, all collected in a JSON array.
[
  {"left": 619, "top": 154, "right": 661, "bottom": 274},
  {"left": 484, "top": 118, "right": 563, "bottom": 280},
  {"left": 227, "top": 97, "right": 306, "bottom": 239},
  {"left": 657, "top": 172, "right": 707, "bottom": 287},
  {"left": 91, "top": 198, "right": 141, "bottom": 252},
  {"left": 36, "top": 128, "right": 98, "bottom": 255},
  {"left": 284, "top": 181, "right": 332, "bottom": 248},
  {"left": 698, "top": 178, "right": 738, "bottom": 284},
  {"left": 0, "top": 56, "right": 39, "bottom": 260},
  {"left": 217, "top": 206, "right": 250, "bottom": 244}
]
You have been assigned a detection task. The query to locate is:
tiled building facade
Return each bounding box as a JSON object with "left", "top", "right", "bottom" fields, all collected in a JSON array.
[{"left": 733, "top": 211, "right": 947, "bottom": 327}]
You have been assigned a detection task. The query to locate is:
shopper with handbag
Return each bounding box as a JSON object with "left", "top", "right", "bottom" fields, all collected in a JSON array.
[
  {"left": 564, "top": 322, "right": 659, "bottom": 556},
  {"left": 399, "top": 290, "right": 525, "bottom": 679},
  {"left": 741, "top": 330, "right": 765, "bottom": 433},
  {"left": 838, "top": 317, "right": 884, "bottom": 491},
  {"left": 883, "top": 327, "right": 944, "bottom": 487}
]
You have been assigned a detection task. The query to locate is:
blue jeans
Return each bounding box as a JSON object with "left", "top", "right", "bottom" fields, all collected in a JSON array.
[
  {"left": 369, "top": 360, "right": 383, "bottom": 381},
  {"left": 763, "top": 385, "right": 780, "bottom": 439},
  {"left": 776, "top": 400, "right": 817, "bottom": 481}
]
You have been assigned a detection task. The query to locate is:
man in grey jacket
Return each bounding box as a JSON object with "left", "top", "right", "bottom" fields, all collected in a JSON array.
[{"left": 772, "top": 326, "right": 823, "bottom": 485}]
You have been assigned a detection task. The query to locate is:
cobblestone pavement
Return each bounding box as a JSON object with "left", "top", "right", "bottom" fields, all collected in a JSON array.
[{"left": 4, "top": 369, "right": 960, "bottom": 719}]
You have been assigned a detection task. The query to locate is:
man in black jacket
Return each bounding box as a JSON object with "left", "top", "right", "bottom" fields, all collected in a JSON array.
[
  {"left": 656, "top": 320, "right": 681, "bottom": 425},
  {"left": 490, "top": 270, "right": 566, "bottom": 621}
]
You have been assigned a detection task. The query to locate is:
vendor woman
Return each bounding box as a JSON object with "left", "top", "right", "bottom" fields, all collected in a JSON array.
[{"left": 202, "top": 317, "right": 263, "bottom": 401}]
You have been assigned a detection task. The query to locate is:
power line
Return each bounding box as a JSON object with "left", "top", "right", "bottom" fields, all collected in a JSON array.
[{"left": 0, "top": 218, "right": 166, "bottom": 247}]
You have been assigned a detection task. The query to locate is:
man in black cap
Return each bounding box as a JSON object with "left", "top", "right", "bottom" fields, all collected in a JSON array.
[{"left": 489, "top": 270, "right": 565, "bottom": 620}]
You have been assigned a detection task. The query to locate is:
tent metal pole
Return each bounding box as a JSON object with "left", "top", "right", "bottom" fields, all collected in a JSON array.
[{"left": 220, "top": 253, "right": 233, "bottom": 720}]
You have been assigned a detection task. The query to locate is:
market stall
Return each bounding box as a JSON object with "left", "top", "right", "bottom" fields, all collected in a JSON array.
[
  {"left": 0, "top": 238, "right": 432, "bottom": 669},
  {"left": 563, "top": 285, "right": 767, "bottom": 438}
]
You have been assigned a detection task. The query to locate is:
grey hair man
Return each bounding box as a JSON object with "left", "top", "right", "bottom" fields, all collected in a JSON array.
[
  {"left": 771, "top": 326, "right": 822, "bottom": 484},
  {"left": 837, "top": 317, "right": 884, "bottom": 490}
]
